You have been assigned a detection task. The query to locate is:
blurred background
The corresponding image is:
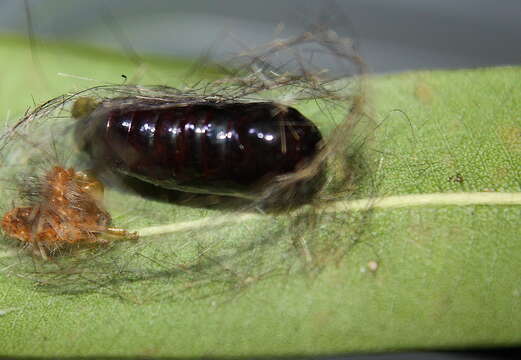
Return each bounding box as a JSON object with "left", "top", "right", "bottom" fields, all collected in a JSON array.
[
  {"left": 0, "top": 0, "right": 520, "bottom": 74},
  {"left": 0, "top": 1, "right": 520, "bottom": 359}
]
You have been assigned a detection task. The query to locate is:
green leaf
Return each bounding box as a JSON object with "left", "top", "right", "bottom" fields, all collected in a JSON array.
[{"left": 0, "top": 34, "right": 520, "bottom": 357}]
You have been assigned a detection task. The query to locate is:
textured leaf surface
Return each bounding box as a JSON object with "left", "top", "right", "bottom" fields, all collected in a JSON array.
[{"left": 0, "top": 35, "right": 520, "bottom": 357}]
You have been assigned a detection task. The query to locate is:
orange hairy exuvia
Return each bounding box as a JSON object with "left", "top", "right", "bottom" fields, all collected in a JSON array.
[{"left": 1, "top": 166, "right": 137, "bottom": 257}]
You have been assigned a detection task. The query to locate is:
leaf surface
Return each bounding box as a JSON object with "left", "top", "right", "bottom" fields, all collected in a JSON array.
[{"left": 0, "top": 35, "right": 520, "bottom": 357}]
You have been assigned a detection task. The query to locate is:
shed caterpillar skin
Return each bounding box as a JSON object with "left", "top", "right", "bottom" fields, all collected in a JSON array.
[{"left": 1, "top": 166, "right": 137, "bottom": 258}]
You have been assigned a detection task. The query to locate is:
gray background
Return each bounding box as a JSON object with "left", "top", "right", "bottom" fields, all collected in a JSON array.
[{"left": 0, "top": 0, "right": 520, "bottom": 73}]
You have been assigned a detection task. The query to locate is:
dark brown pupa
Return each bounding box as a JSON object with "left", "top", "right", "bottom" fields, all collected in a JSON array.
[{"left": 73, "top": 98, "right": 324, "bottom": 200}]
